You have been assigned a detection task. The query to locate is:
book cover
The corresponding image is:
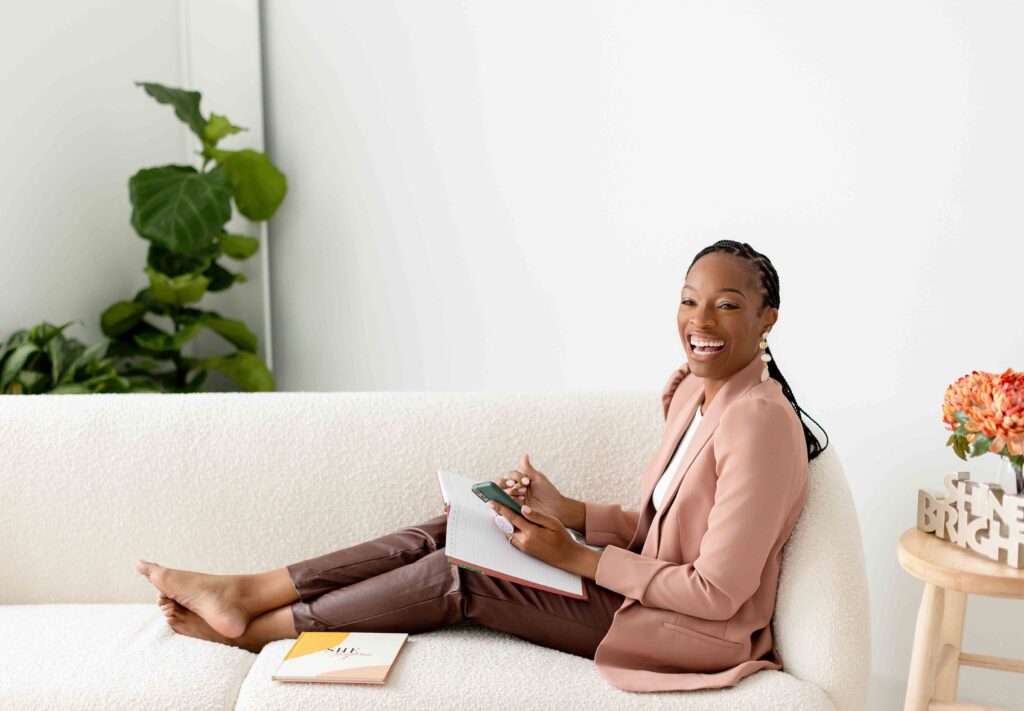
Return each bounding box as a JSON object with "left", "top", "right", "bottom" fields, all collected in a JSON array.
[{"left": 272, "top": 631, "right": 409, "bottom": 684}]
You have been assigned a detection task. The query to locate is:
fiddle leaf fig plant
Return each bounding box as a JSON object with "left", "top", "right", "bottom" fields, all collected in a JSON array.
[{"left": 100, "top": 81, "right": 286, "bottom": 392}]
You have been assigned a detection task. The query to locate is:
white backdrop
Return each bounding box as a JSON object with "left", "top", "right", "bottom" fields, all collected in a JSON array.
[
  {"left": 3, "top": 1, "right": 1023, "bottom": 707},
  {"left": 261, "top": 3, "right": 1024, "bottom": 708}
]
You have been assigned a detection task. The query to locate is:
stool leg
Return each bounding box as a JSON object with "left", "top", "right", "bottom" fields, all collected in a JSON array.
[
  {"left": 904, "top": 582, "right": 946, "bottom": 711},
  {"left": 933, "top": 589, "right": 966, "bottom": 701}
]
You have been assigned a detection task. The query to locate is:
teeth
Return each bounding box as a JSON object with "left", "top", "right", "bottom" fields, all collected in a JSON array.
[{"left": 690, "top": 336, "right": 725, "bottom": 347}]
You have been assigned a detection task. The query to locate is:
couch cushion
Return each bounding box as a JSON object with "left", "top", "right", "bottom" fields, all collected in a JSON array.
[
  {"left": 0, "top": 604, "right": 256, "bottom": 711},
  {"left": 236, "top": 621, "right": 836, "bottom": 710}
]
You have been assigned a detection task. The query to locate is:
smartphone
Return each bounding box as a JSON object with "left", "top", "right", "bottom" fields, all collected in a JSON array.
[
  {"left": 471, "top": 481, "right": 523, "bottom": 515},
  {"left": 470, "top": 482, "right": 593, "bottom": 546}
]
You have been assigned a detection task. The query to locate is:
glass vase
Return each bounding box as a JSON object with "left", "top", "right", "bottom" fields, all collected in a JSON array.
[{"left": 996, "top": 455, "right": 1024, "bottom": 496}]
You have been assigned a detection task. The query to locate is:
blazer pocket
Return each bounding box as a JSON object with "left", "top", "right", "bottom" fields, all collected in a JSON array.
[{"left": 662, "top": 621, "right": 743, "bottom": 651}]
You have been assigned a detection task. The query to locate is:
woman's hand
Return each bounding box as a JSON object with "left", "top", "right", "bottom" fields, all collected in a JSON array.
[
  {"left": 487, "top": 500, "right": 581, "bottom": 571},
  {"left": 492, "top": 453, "right": 569, "bottom": 523}
]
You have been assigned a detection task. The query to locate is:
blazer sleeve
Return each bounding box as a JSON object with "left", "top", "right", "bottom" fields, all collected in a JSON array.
[
  {"left": 582, "top": 363, "right": 690, "bottom": 548},
  {"left": 592, "top": 397, "right": 803, "bottom": 620}
]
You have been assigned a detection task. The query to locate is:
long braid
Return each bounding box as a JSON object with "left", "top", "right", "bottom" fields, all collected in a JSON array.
[{"left": 687, "top": 240, "right": 829, "bottom": 462}]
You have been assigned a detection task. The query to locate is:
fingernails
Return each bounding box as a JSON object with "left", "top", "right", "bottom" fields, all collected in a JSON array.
[
  {"left": 506, "top": 479, "right": 514, "bottom": 487},
  {"left": 523, "top": 505, "right": 532, "bottom": 513},
  {"left": 522, "top": 477, "right": 530, "bottom": 485},
  {"left": 493, "top": 514, "right": 514, "bottom": 534}
]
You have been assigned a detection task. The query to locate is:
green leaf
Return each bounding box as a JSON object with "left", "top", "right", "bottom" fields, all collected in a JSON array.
[
  {"left": 16, "top": 369, "right": 45, "bottom": 393},
  {"left": 115, "top": 357, "right": 160, "bottom": 375},
  {"left": 218, "top": 233, "right": 259, "bottom": 260},
  {"left": 132, "top": 287, "right": 170, "bottom": 316},
  {"left": 946, "top": 434, "right": 957, "bottom": 446},
  {"left": 57, "top": 339, "right": 109, "bottom": 386},
  {"left": 970, "top": 434, "right": 994, "bottom": 458},
  {"left": 147, "top": 243, "right": 214, "bottom": 277},
  {"left": 94, "top": 375, "right": 132, "bottom": 393},
  {"left": 106, "top": 336, "right": 154, "bottom": 359},
  {"left": 126, "top": 380, "right": 166, "bottom": 394},
  {"left": 145, "top": 265, "right": 211, "bottom": 306},
  {"left": 1, "top": 343, "right": 39, "bottom": 391},
  {"left": 135, "top": 82, "right": 207, "bottom": 139},
  {"left": 954, "top": 436, "right": 969, "bottom": 460},
  {"left": 203, "top": 261, "right": 246, "bottom": 292},
  {"left": 0, "top": 329, "right": 29, "bottom": 365},
  {"left": 29, "top": 320, "right": 78, "bottom": 349},
  {"left": 101, "top": 301, "right": 148, "bottom": 337},
  {"left": 133, "top": 319, "right": 203, "bottom": 352},
  {"left": 183, "top": 368, "right": 208, "bottom": 393},
  {"left": 202, "top": 351, "right": 275, "bottom": 391},
  {"left": 211, "top": 148, "right": 287, "bottom": 221},
  {"left": 179, "top": 355, "right": 206, "bottom": 371},
  {"left": 129, "top": 164, "right": 232, "bottom": 253},
  {"left": 45, "top": 331, "right": 75, "bottom": 384},
  {"left": 953, "top": 410, "right": 971, "bottom": 425},
  {"left": 203, "top": 113, "right": 245, "bottom": 145},
  {"left": 47, "top": 383, "right": 90, "bottom": 394},
  {"left": 200, "top": 314, "right": 257, "bottom": 352}
]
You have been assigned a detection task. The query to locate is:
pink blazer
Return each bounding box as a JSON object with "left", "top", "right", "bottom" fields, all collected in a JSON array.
[{"left": 585, "top": 352, "right": 810, "bottom": 692}]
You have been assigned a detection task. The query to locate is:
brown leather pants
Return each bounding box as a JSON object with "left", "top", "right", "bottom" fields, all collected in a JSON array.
[{"left": 285, "top": 513, "right": 626, "bottom": 659}]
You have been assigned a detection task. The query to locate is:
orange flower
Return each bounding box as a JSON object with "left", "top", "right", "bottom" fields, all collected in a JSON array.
[
  {"left": 989, "top": 368, "right": 1024, "bottom": 456},
  {"left": 942, "top": 370, "right": 994, "bottom": 435}
]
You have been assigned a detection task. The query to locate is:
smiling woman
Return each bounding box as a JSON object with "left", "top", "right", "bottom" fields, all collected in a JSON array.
[
  {"left": 131, "top": 238, "right": 831, "bottom": 694},
  {"left": 679, "top": 240, "right": 828, "bottom": 459}
]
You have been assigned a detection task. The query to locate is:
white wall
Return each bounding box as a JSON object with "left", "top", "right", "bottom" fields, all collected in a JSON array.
[
  {"left": 0, "top": 0, "right": 181, "bottom": 342},
  {"left": 0, "top": 0, "right": 271, "bottom": 392},
  {"left": 262, "top": 2, "right": 1024, "bottom": 708}
]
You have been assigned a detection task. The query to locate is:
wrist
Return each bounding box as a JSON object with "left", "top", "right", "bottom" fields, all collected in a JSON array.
[
  {"left": 560, "top": 496, "right": 586, "bottom": 532},
  {"left": 571, "top": 545, "right": 602, "bottom": 580}
]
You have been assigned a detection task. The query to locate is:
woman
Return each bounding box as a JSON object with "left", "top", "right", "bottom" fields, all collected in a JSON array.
[{"left": 134, "top": 239, "right": 827, "bottom": 692}]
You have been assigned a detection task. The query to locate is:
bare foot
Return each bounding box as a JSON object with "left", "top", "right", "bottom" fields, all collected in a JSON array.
[
  {"left": 135, "top": 559, "right": 251, "bottom": 638},
  {"left": 158, "top": 596, "right": 263, "bottom": 654}
]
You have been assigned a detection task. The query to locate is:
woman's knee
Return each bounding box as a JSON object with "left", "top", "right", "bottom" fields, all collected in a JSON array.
[{"left": 403, "top": 513, "right": 448, "bottom": 550}]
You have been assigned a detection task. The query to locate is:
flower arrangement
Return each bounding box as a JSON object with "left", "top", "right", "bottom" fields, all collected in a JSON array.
[{"left": 943, "top": 368, "right": 1024, "bottom": 495}]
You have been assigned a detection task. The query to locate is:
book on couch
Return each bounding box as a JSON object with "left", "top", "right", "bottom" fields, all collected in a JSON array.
[
  {"left": 437, "top": 468, "right": 602, "bottom": 600},
  {"left": 273, "top": 631, "right": 409, "bottom": 684}
]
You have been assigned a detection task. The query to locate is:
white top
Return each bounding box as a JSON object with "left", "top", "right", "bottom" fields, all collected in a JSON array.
[{"left": 651, "top": 404, "right": 703, "bottom": 512}]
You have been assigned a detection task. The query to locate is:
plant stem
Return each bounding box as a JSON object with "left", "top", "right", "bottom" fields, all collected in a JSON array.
[{"left": 170, "top": 307, "right": 187, "bottom": 390}]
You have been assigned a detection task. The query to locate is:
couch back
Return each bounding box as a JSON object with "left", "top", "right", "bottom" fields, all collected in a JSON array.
[{"left": 0, "top": 391, "right": 868, "bottom": 710}]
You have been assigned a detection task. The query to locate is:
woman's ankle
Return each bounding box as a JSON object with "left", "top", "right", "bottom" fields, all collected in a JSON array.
[{"left": 236, "top": 569, "right": 300, "bottom": 617}]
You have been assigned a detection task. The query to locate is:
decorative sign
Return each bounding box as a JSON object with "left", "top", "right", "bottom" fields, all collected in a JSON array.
[{"left": 917, "top": 472, "right": 1024, "bottom": 568}]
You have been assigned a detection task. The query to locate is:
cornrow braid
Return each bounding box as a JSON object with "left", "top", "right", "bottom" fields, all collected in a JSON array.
[{"left": 687, "top": 239, "right": 829, "bottom": 462}]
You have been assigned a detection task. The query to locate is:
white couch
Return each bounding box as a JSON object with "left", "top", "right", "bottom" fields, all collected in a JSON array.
[{"left": 0, "top": 389, "right": 870, "bottom": 710}]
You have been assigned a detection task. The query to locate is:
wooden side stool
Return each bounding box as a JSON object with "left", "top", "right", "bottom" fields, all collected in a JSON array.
[{"left": 897, "top": 527, "right": 1024, "bottom": 711}]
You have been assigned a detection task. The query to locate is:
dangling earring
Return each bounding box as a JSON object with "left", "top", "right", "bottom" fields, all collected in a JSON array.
[{"left": 759, "top": 331, "right": 771, "bottom": 383}]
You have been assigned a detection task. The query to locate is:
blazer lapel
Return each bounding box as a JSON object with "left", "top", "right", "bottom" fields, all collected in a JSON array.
[
  {"left": 623, "top": 379, "right": 705, "bottom": 553},
  {"left": 638, "top": 353, "right": 768, "bottom": 554}
]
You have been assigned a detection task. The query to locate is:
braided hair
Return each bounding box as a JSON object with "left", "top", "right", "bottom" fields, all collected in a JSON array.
[{"left": 687, "top": 240, "right": 829, "bottom": 462}]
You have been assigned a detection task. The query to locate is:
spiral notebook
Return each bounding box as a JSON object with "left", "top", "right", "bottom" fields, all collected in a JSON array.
[{"left": 436, "top": 469, "right": 603, "bottom": 600}]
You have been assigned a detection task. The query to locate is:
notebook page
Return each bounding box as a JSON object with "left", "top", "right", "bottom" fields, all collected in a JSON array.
[{"left": 437, "top": 469, "right": 584, "bottom": 597}]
